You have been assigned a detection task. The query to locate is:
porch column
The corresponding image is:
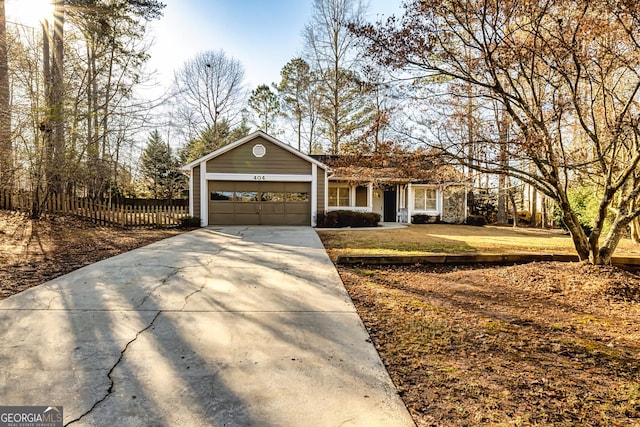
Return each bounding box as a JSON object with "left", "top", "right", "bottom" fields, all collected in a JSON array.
[
  {"left": 407, "top": 183, "right": 413, "bottom": 224},
  {"left": 368, "top": 183, "right": 373, "bottom": 209},
  {"left": 311, "top": 164, "right": 318, "bottom": 226}
]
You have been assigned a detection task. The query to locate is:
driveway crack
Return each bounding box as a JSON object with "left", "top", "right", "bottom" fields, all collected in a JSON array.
[
  {"left": 136, "top": 266, "right": 180, "bottom": 309},
  {"left": 64, "top": 310, "right": 163, "bottom": 426}
]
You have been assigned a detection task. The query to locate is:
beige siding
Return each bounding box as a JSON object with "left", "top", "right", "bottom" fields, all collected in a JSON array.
[
  {"left": 193, "top": 165, "right": 201, "bottom": 218},
  {"left": 317, "top": 168, "right": 326, "bottom": 215},
  {"left": 207, "top": 136, "right": 311, "bottom": 175}
]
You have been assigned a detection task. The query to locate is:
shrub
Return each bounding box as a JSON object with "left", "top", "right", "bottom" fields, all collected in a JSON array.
[
  {"left": 465, "top": 214, "right": 487, "bottom": 226},
  {"left": 317, "top": 210, "right": 381, "bottom": 228},
  {"left": 178, "top": 216, "right": 201, "bottom": 228},
  {"left": 412, "top": 214, "right": 441, "bottom": 224}
]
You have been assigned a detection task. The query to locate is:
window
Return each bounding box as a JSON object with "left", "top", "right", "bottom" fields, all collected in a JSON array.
[
  {"left": 211, "top": 191, "right": 233, "bottom": 201},
  {"left": 355, "top": 186, "right": 368, "bottom": 207},
  {"left": 235, "top": 191, "right": 258, "bottom": 202},
  {"left": 328, "top": 187, "right": 350, "bottom": 207},
  {"left": 261, "top": 192, "right": 285, "bottom": 202},
  {"left": 414, "top": 188, "right": 437, "bottom": 211},
  {"left": 286, "top": 192, "right": 310, "bottom": 203}
]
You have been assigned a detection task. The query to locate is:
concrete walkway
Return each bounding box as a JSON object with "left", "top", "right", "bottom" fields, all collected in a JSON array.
[{"left": 0, "top": 226, "right": 414, "bottom": 427}]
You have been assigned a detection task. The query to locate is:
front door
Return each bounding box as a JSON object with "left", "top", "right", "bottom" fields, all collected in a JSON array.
[{"left": 383, "top": 188, "right": 397, "bottom": 222}]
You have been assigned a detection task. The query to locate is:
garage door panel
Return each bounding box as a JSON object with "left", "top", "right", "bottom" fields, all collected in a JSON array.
[
  {"left": 285, "top": 213, "right": 310, "bottom": 226},
  {"left": 284, "top": 182, "right": 309, "bottom": 192},
  {"left": 259, "top": 182, "right": 285, "bottom": 192},
  {"left": 261, "top": 203, "right": 285, "bottom": 214},
  {"left": 211, "top": 201, "right": 234, "bottom": 214},
  {"left": 285, "top": 203, "right": 309, "bottom": 214},
  {"left": 208, "top": 181, "right": 310, "bottom": 226},
  {"left": 210, "top": 213, "right": 236, "bottom": 225}
]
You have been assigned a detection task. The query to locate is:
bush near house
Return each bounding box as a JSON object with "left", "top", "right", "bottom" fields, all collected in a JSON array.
[
  {"left": 411, "top": 214, "right": 441, "bottom": 224},
  {"left": 317, "top": 210, "right": 381, "bottom": 228},
  {"left": 178, "top": 216, "right": 201, "bottom": 228},
  {"left": 465, "top": 214, "right": 487, "bottom": 226}
]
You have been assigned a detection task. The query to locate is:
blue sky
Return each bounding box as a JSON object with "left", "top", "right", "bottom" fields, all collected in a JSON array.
[{"left": 147, "top": 0, "right": 404, "bottom": 91}]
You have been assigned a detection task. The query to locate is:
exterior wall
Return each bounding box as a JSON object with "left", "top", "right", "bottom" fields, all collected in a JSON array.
[
  {"left": 193, "top": 165, "right": 201, "bottom": 219},
  {"left": 317, "top": 168, "right": 326, "bottom": 216},
  {"left": 327, "top": 181, "right": 374, "bottom": 213},
  {"left": 442, "top": 186, "right": 467, "bottom": 224},
  {"left": 207, "top": 136, "right": 311, "bottom": 175}
]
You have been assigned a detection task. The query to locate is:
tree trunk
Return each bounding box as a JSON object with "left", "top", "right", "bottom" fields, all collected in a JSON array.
[
  {"left": 559, "top": 198, "right": 590, "bottom": 261},
  {"left": 508, "top": 188, "right": 518, "bottom": 227},
  {"left": 631, "top": 217, "right": 640, "bottom": 243},
  {"left": 497, "top": 109, "right": 508, "bottom": 224},
  {"left": 531, "top": 187, "right": 538, "bottom": 227},
  {"left": 47, "top": 1, "right": 65, "bottom": 195},
  {"left": 0, "top": 0, "right": 11, "bottom": 190}
]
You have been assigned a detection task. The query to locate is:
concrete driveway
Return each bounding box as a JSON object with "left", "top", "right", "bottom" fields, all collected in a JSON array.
[{"left": 0, "top": 226, "right": 414, "bottom": 426}]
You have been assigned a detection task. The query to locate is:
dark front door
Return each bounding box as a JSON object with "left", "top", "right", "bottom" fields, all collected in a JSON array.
[{"left": 383, "top": 188, "right": 397, "bottom": 222}]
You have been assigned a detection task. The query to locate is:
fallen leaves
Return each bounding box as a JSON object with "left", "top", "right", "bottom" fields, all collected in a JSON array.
[
  {"left": 0, "top": 211, "right": 184, "bottom": 300},
  {"left": 339, "top": 263, "right": 640, "bottom": 426}
]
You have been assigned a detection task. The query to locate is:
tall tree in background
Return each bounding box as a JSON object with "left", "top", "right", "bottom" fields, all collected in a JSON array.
[
  {"left": 248, "top": 84, "right": 280, "bottom": 134},
  {"left": 355, "top": 0, "right": 640, "bottom": 265},
  {"left": 0, "top": 0, "right": 10, "bottom": 190},
  {"left": 43, "top": 0, "right": 65, "bottom": 195},
  {"left": 66, "top": 0, "right": 165, "bottom": 198},
  {"left": 277, "top": 57, "right": 322, "bottom": 153},
  {"left": 172, "top": 50, "right": 247, "bottom": 147},
  {"left": 178, "top": 118, "right": 250, "bottom": 164},
  {"left": 303, "top": 0, "right": 368, "bottom": 154}
]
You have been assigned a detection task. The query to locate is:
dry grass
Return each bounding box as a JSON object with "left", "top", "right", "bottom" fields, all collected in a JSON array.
[
  {"left": 321, "top": 224, "right": 640, "bottom": 425},
  {"left": 318, "top": 224, "right": 640, "bottom": 260},
  {"left": 339, "top": 263, "right": 640, "bottom": 426}
]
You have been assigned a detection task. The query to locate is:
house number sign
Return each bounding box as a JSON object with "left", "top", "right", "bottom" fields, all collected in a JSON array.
[{"left": 254, "top": 175, "right": 266, "bottom": 181}]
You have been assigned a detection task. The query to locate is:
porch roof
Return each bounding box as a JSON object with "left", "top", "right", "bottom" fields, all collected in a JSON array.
[{"left": 328, "top": 165, "right": 467, "bottom": 186}]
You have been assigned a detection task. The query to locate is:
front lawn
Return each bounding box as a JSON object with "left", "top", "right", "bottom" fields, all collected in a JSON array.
[
  {"left": 320, "top": 224, "right": 640, "bottom": 426},
  {"left": 318, "top": 224, "right": 640, "bottom": 260}
]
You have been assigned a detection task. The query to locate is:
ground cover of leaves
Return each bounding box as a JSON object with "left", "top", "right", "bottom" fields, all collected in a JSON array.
[
  {"left": 338, "top": 262, "right": 640, "bottom": 426},
  {"left": 0, "top": 210, "right": 185, "bottom": 300}
]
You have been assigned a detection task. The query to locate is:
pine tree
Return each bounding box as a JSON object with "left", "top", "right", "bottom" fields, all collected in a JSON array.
[{"left": 140, "top": 130, "right": 183, "bottom": 200}]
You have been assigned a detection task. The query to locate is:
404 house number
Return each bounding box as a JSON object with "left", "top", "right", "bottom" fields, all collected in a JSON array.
[{"left": 253, "top": 175, "right": 266, "bottom": 181}]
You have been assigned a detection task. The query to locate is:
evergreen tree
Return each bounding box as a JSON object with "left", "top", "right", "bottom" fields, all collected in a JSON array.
[
  {"left": 178, "top": 118, "right": 250, "bottom": 164},
  {"left": 140, "top": 130, "right": 183, "bottom": 200},
  {"left": 248, "top": 84, "right": 280, "bottom": 135}
]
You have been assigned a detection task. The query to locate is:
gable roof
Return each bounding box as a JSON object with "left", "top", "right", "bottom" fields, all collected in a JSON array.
[{"left": 181, "top": 130, "right": 328, "bottom": 171}]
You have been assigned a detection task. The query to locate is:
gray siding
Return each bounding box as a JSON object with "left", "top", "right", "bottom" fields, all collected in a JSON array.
[{"left": 207, "top": 136, "right": 311, "bottom": 175}]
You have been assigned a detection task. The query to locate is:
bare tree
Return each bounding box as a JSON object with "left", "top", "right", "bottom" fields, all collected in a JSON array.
[
  {"left": 356, "top": 0, "right": 640, "bottom": 264},
  {"left": 303, "top": 0, "right": 369, "bottom": 154},
  {"left": 172, "top": 50, "right": 247, "bottom": 146},
  {"left": 0, "top": 0, "right": 10, "bottom": 190}
]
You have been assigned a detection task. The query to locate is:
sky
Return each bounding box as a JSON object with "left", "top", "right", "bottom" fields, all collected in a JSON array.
[
  {"left": 145, "top": 0, "right": 405, "bottom": 92},
  {"left": 4, "top": 0, "right": 405, "bottom": 95}
]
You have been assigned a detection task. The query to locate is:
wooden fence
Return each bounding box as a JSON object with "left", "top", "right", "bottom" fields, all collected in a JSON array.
[{"left": 0, "top": 191, "right": 190, "bottom": 228}]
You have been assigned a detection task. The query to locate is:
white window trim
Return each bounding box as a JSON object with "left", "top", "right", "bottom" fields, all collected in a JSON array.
[
  {"left": 411, "top": 186, "right": 440, "bottom": 214},
  {"left": 328, "top": 184, "right": 351, "bottom": 207}
]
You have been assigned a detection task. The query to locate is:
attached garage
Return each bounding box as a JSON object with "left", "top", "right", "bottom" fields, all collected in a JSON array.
[
  {"left": 208, "top": 181, "right": 311, "bottom": 225},
  {"left": 183, "top": 131, "right": 328, "bottom": 227}
]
